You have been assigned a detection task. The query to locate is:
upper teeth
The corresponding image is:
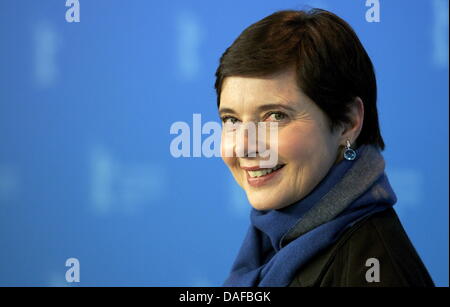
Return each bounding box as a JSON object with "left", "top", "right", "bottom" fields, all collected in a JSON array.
[{"left": 248, "top": 165, "right": 283, "bottom": 178}]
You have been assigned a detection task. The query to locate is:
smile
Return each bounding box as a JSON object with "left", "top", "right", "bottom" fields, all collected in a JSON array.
[
  {"left": 247, "top": 164, "right": 284, "bottom": 178},
  {"left": 243, "top": 164, "right": 286, "bottom": 187}
]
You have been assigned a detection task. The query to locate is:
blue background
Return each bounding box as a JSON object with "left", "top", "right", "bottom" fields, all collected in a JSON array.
[{"left": 0, "top": 0, "right": 448, "bottom": 286}]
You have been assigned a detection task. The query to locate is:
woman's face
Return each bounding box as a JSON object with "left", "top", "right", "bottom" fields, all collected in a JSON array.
[{"left": 219, "top": 68, "right": 345, "bottom": 211}]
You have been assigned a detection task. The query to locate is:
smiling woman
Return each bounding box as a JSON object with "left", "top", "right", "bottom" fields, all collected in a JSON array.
[
  {"left": 214, "top": 8, "right": 434, "bottom": 287},
  {"left": 219, "top": 68, "right": 353, "bottom": 211}
]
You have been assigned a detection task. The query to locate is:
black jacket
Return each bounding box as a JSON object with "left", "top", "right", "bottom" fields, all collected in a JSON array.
[{"left": 288, "top": 208, "right": 435, "bottom": 287}]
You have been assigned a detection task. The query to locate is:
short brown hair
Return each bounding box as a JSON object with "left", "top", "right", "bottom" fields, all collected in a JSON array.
[{"left": 214, "top": 8, "right": 385, "bottom": 150}]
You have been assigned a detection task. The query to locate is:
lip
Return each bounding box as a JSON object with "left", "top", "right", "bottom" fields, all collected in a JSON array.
[
  {"left": 245, "top": 165, "right": 285, "bottom": 188},
  {"left": 241, "top": 165, "right": 272, "bottom": 171}
]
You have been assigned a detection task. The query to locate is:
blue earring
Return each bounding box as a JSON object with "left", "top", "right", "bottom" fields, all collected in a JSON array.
[{"left": 343, "top": 139, "right": 356, "bottom": 161}]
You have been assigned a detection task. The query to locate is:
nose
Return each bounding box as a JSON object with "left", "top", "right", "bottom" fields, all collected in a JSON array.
[
  {"left": 233, "top": 121, "right": 279, "bottom": 168},
  {"left": 235, "top": 121, "right": 260, "bottom": 158}
]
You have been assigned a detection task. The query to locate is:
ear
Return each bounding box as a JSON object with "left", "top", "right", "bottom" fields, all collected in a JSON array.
[{"left": 339, "top": 97, "right": 364, "bottom": 146}]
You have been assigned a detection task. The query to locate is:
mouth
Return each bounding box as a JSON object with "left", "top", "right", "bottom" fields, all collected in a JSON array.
[
  {"left": 247, "top": 164, "right": 284, "bottom": 178},
  {"left": 243, "top": 164, "right": 286, "bottom": 187}
]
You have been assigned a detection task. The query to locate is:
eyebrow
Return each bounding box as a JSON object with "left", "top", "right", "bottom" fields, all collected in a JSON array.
[{"left": 218, "top": 103, "right": 297, "bottom": 116}]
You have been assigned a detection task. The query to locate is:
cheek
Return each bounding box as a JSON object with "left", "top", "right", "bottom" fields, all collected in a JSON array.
[
  {"left": 221, "top": 132, "right": 236, "bottom": 166},
  {"left": 221, "top": 155, "right": 235, "bottom": 169},
  {"left": 277, "top": 125, "right": 318, "bottom": 161}
]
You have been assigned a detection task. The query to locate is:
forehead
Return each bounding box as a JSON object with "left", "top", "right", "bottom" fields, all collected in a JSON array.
[{"left": 219, "top": 69, "right": 306, "bottom": 110}]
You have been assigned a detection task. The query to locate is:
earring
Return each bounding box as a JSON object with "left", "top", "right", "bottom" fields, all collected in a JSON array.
[{"left": 343, "top": 139, "right": 357, "bottom": 161}]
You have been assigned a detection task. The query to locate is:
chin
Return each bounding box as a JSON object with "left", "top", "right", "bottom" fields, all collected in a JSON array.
[{"left": 247, "top": 194, "right": 287, "bottom": 211}]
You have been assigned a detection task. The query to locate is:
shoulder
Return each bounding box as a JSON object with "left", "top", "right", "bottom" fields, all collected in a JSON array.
[{"left": 289, "top": 208, "right": 435, "bottom": 287}]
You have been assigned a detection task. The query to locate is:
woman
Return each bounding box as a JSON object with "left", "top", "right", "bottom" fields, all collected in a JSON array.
[{"left": 214, "top": 8, "right": 434, "bottom": 287}]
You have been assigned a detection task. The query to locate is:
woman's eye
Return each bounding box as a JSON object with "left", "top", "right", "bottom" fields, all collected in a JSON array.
[
  {"left": 267, "top": 112, "right": 287, "bottom": 121},
  {"left": 222, "top": 116, "right": 239, "bottom": 125}
]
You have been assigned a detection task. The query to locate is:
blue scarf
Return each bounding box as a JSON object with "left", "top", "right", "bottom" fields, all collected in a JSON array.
[{"left": 223, "top": 144, "right": 397, "bottom": 287}]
